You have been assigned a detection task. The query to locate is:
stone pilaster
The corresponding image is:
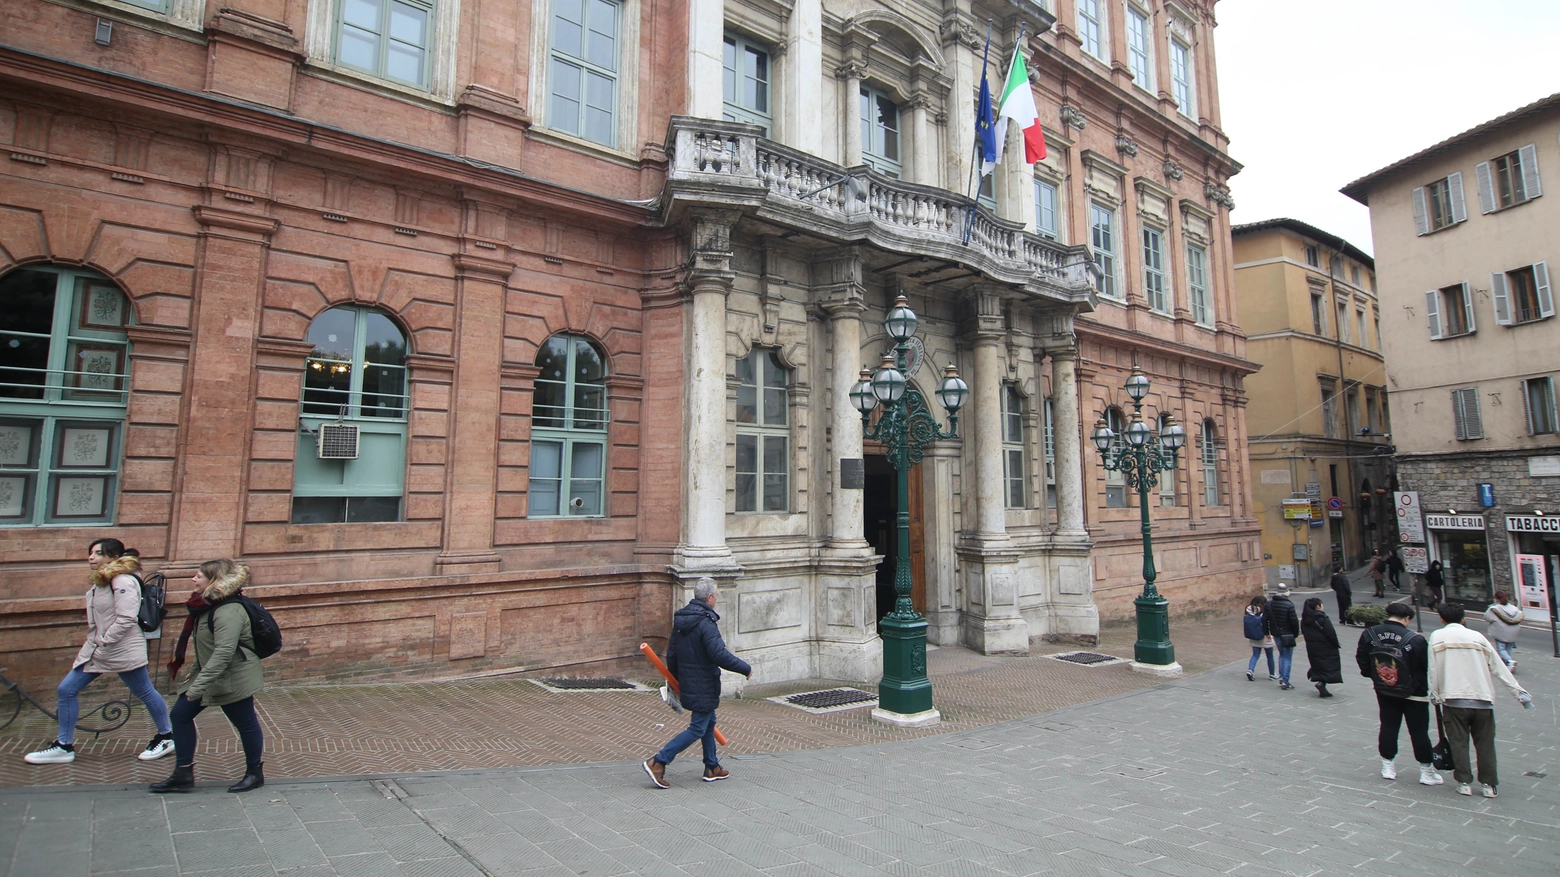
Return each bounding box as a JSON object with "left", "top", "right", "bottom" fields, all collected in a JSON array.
[
  {"left": 1037, "top": 323, "right": 1099, "bottom": 642},
  {"left": 688, "top": 0, "right": 725, "bottom": 119},
  {"left": 784, "top": 0, "right": 823, "bottom": 155}
]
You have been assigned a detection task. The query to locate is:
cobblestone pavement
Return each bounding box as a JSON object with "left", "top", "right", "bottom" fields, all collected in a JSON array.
[{"left": 2, "top": 597, "right": 1556, "bottom": 877}]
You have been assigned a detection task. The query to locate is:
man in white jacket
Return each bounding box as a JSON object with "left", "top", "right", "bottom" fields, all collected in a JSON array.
[{"left": 1428, "top": 603, "right": 1533, "bottom": 798}]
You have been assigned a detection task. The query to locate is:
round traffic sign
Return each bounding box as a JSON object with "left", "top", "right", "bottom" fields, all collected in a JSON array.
[{"left": 1326, "top": 497, "right": 1344, "bottom": 511}]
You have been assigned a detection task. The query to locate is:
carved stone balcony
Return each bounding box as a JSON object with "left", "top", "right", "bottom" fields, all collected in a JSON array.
[{"left": 662, "top": 116, "right": 1098, "bottom": 308}]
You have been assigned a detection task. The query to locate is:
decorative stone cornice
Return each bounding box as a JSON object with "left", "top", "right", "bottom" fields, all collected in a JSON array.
[
  {"left": 451, "top": 252, "right": 514, "bottom": 279},
  {"left": 1203, "top": 181, "right": 1236, "bottom": 210},
  {"left": 1162, "top": 159, "right": 1184, "bottom": 182},
  {"left": 1114, "top": 133, "right": 1139, "bottom": 158},
  {"left": 190, "top": 205, "right": 279, "bottom": 238},
  {"left": 1060, "top": 105, "right": 1088, "bottom": 131}
]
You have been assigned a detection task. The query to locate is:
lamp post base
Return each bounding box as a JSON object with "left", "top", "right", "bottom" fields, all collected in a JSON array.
[
  {"left": 1129, "top": 660, "right": 1184, "bottom": 678},
  {"left": 877, "top": 613, "right": 934, "bottom": 716},
  {"left": 871, "top": 706, "right": 941, "bottom": 727},
  {"left": 1132, "top": 590, "right": 1176, "bottom": 666}
]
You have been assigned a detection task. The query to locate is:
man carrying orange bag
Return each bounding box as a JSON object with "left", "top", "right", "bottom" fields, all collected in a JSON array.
[{"left": 643, "top": 577, "right": 751, "bottom": 788}]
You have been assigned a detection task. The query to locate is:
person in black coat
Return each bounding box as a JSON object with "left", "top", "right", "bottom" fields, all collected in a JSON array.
[
  {"left": 1387, "top": 549, "right": 1405, "bottom": 592},
  {"left": 644, "top": 577, "right": 751, "bottom": 788},
  {"left": 1355, "top": 602, "right": 1440, "bottom": 785},
  {"left": 1301, "top": 597, "right": 1342, "bottom": 697},
  {"left": 1330, "top": 566, "right": 1354, "bottom": 625},
  {"left": 1265, "top": 584, "right": 1300, "bottom": 690},
  {"left": 1424, "top": 560, "right": 1445, "bottom": 607}
]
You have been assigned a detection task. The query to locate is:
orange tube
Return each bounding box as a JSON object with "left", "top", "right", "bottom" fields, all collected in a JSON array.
[{"left": 640, "top": 642, "right": 729, "bottom": 746}]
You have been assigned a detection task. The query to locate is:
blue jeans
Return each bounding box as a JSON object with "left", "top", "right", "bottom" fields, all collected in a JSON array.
[
  {"left": 56, "top": 665, "right": 171, "bottom": 746},
  {"left": 1248, "top": 645, "right": 1275, "bottom": 675},
  {"left": 1493, "top": 640, "right": 1516, "bottom": 667},
  {"left": 654, "top": 710, "right": 719, "bottom": 769},
  {"left": 1277, "top": 647, "right": 1295, "bottom": 685},
  {"left": 170, "top": 695, "right": 264, "bottom": 769}
]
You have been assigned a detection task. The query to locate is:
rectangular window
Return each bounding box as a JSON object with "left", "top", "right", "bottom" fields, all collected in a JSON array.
[
  {"left": 1366, "top": 390, "right": 1381, "bottom": 434},
  {"left": 735, "top": 349, "right": 790, "bottom": 513},
  {"left": 1329, "top": 255, "right": 1343, "bottom": 278},
  {"left": 1524, "top": 376, "right": 1558, "bottom": 435},
  {"left": 1127, "top": 7, "right": 1153, "bottom": 91},
  {"left": 1159, "top": 416, "right": 1176, "bottom": 508},
  {"left": 122, "top": 0, "right": 169, "bottom": 9},
  {"left": 1201, "top": 423, "right": 1220, "bottom": 507},
  {"left": 722, "top": 34, "right": 770, "bottom": 134},
  {"left": 1002, "top": 385, "right": 1025, "bottom": 509},
  {"left": 1496, "top": 150, "right": 1527, "bottom": 208},
  {"left": 1310, "top": 291, "right": 1327, "bottom": 336},
  {"left": 1143, "top": 228, "right": 1167, "bottom": 313},
  {"left": 1430, "top": 283, "right": 1474, "bottom": 337},
  {"left": 1493, "top": 263, "right": 1554, "bottom": 325},
  {"left": 1187, "top": 245, "right": 1211, "bottom": 326},
  {"left": 978, "top": 172, "right": 997, "bottom": 211},
  {"left": 1451, "top": 387, "right": 1483, "bottom": 441},
  {"left": 1345, "top": 388, "right": 1360, "bottom": 436},
  {"left": 1090, "top": 204, "right": 1117, "bottom": 298},
  {"left": 526, "top": 438, "right": 604, "bottom": 517},
  {"left": 337, "top": 0, "right": 434, "bottom": 88},
  {"left": 1304, "top": 245, "right": 1319, "bottom": 268},
  {"left": 548, "top": 0, "right": 619, "bottom": 147},
  {"left": 860, "top": 85, "right": 902, "bottom": 178},
  {"left": 1044, "top": 397, "right": 1056, "bottom": 509},
  {"left": 1336, "top": 298, "right": 1350, "bottom": 344},
  {"left": 1170, "top": 40, "right": 1194, "bottom": 119},
  {"left": 1351, "top": 265, "right": 1362, "bottom": 286},
  {"left": 1320, "top": 381, "right": 1339, "bottom": 439},
  {"left": 1078, "top": 0, "right": 1105, "bottom": 61},
  {"left": 1034, "top": 179, "right": 1058, "bottom": 240},
  {"left": 1355, "top": 307, "right": 1367, "bottom": 348},
  {"left": 1424, "top": 175, "right": 1466, "bottom": 231}
]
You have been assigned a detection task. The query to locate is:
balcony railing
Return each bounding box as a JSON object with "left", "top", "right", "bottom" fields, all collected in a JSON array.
[{"left": 664, "top": 117, "right": 1096, "bottom": 303}]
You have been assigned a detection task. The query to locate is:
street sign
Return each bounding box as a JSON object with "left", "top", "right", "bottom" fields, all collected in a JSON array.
[
  {"left": 1281, "top": 499, "right": 1312, "bottom": 520},
  {"left": 1327, "top": 497, "right": 1344, "bottom": 511},
  {"left": 1328, "top": 509, "right": 1343, "bottom": 518},
  {"left": 1479, "top": 483, "right": 1495, "bottom": 507},
  {"left": 1401, "top": 546, "right": 1429, "bottom": 574},
  {"left": 1395, "top": 491, "right": 1424, "bottom": 543}
]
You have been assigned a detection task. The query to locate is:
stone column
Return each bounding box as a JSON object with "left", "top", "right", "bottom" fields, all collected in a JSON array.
[
  {"left": 1038, "top": 326, "right": 1099, "bottom": 643},
  {"left": 822, "top": 297, "right": 869, "bottom": 550},
  {"left": 784, "top": 0, "right": 823, "bottom": 154},
  {"left": 972, "top": 330, "right": 1006, "bottom": 540},
  {"left": 688, "top": 0, "right": 725, "bottom": 119},
  {"left": 840, "top": 62, "right": 863, "bottom": 168},
  {"left": 908, "top": 94, "right": 931, "bottom": 186},
  {"left": 1050, "top": 345, "right": 1087, "bottom": 538}
]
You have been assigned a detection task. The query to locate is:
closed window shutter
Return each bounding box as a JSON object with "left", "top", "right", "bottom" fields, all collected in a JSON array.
[
  {"left": 1448, "top": 172, "right": 1466, "bottom": 223},
  {"left": 1520, "top": 143, "right": 1542, "bottom": 200},
  {"left": 1452, "top": 389, "right": 1467, "bottom": 440},
  {"left": 1425, "top": 289, "right": 1442, "bottom": 339},
  {"left": 1462, "top": 281, "right": 1476, "bottom": 332},
  {"left": 1462, "top": 388, "right": 1484, "bottom": 440},
  {"left": 1475, "top": 161, "right": 1496, "bottom": 213},
  {"left": 1522, "top": 379, "right": 1535, "bottom": 435},
  {"left": 1491, "top": 272, "right": 1512, "bottom": 325},
  {"left": 1411, "top": 186, "right": 1429, "bottom": 235},
  {"left": 1547, "top": 379, "right": 1559, "bottom": 433},
  {"left": 1536, "top": 261, "right": 1554, "bottom": 318}
]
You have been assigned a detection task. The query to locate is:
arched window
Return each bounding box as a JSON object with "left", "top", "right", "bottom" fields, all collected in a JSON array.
[
  {"left": 1201, "top": 418, "right": 1221, "bottom": 507},
  {"left": 1158, "top": 413, "right": 1177, "bottom": 507},
  {"left": 0, "top": 266, "right": 131, "bottom": 526},
  {"left": 1104, "top": 406, "right": 1126, "bottom": 508},
  {"left": 529, "top": 334, "right": 608, "bottom": 516},
  {"left": 1001, "top": 384, "right": 1025, "bottom": 509},
  {"left": 735, "top": 347, "right": 788, "bottom": 513},
  {"left": 292, "top": 306, "right": 408, "bottom": 523}
]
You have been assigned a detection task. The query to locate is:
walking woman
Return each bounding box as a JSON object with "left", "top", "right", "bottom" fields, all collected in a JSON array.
[
  {"left": 1244, "top": 596, "right": 1276, "bottom": 682},
  {"left": 1267, "top": 584, "right": 1301, "bottom": 690},
  {"left": 1425, "top": 560, "right": 1446, "bottom": 608},
  {"left": 1302, "top": 597, "right": 1343, "bottom": 698},
  {"left": 24, "top": 539, "right": 174, "bottom": 765},
  {"left": 150, "top": 560, "right": 265, "bottom": 793}
]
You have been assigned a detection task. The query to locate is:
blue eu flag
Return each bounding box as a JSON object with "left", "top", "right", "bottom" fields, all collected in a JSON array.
[{"left": 976, "top": 63, "right": 997, "bottom": 175}]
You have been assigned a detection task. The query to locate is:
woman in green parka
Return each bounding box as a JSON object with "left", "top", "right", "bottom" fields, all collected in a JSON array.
[{"left": 149, "top": 559, "right": 266, "bottom": 794}]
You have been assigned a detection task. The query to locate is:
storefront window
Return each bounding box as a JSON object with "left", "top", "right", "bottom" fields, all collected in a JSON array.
[{"left": 1435, "top": 530, "right": 1490, "bottom": 605}]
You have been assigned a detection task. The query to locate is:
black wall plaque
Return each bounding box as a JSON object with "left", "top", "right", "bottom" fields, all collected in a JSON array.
[{"left": 839, "top": 458, "right": 864, "bottom": 489}]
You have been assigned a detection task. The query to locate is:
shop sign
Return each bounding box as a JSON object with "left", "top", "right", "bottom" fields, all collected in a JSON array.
[
  {"left": 1401, "top": 546, "right": 1429, "bottom": 574},
  {"left": 1395, "top": 491, "right": 1425, "bottom": 543},
  {"left": 1424, "top": 514, "right": 1485, "bottom": 530},
  {"left": 1507, "top": 515, "right": 1560, "bottom": 533},
  {"left": 1281, "top": 499, "right": 1312, "bottom": 520},
  {"left": 1479, "top": 483, "right": 1495, "bottom": 507}
]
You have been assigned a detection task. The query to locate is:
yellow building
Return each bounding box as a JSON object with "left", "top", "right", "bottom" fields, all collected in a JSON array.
[{"left": 1233, "top": 220, "right": 1394, "bottom": 589}]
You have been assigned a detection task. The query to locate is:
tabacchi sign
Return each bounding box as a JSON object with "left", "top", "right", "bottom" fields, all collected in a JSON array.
[{"left": 1507, "top": 515, "right": 1560, "bottom": 533}]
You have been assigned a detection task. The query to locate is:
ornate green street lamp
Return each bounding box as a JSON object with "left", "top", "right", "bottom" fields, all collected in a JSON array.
[
  {"left": 850, "top": 294, "right": 968, "bottom": 719},
  {"left": 1092, "top": 365, "right": 1186, "bottom": 669}
]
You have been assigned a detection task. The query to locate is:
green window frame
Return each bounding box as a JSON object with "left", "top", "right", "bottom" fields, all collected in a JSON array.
[
  {"left": 292, "top": 306, "right": 408, "bottom": 524},
  {"left": 335, "top": 0, "right": 434, "bottom": 88},
  {"left": 735, "top": 348, "right": 789, "bottom": 513},
  {"left": 1143, "top": 227, "right": 1167, "bottom": 312},
  {"left": 1034, "top": 179, "right": 1058, "bottom": 240},
  {"left": 1090, "top": 204, "right": 1117, "bottom": 299},
  {"left": 0, "top": 266, "right": 132, "bottom": 527},
  {"left": 723, "top": 33, "right": 771, "bottom": 135},
  {"left": 1104, "top": 406, "right": 1126, "bottom": 507},
  {"left": 860, "top": 84, "right": 902, "bottom": 178},
  {"left": 529, "top": 334, "right": 609, "bottom": 517},
  {"left": 1187, "top": 244, "right": 1211, "bottom": 326},
  {"left": 1002, "top": 385, "right": 1025, "bottom": 510},
  {"left": 549, "top": 0, "right": 620, "bottom": 147}
]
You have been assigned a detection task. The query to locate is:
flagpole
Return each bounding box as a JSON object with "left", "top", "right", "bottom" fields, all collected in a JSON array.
[{"left": 963, "top": 20, "right": 994, "bottom": 245}]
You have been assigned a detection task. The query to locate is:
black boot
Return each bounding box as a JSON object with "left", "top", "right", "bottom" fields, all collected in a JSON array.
[
  {"left": 228, "top": 762, "right": 264, "bottom": 793},
  {"left": 150, "top": 764, "right": 194, "bottom": 793}
]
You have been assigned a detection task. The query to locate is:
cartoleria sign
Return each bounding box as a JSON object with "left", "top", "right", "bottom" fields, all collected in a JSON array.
[{"left": 1507, "top": 515, "right": 1560, "bottom": 533}]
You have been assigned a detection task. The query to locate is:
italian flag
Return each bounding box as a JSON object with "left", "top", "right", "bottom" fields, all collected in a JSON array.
[{"left": 994, "top": 48, "right": 1046, "bottom": 165}]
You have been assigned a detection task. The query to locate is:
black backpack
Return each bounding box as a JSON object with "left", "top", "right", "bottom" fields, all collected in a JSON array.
[
  {"left": 133, "top": 572, "right": 168, "bottom": 633},
  {"left": 206, "top": 593, "right": 283, "bottom": 659},
  {"left": 1369, "top": 629, "right": 1421, "bottom": 697}
]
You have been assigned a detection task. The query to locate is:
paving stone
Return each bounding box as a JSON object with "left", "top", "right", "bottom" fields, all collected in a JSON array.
[
  {"left": 254, "top": 828, "right": 327, "bottom": 870},
  {"left": 169, "top": 827, "right": 266, "bottom": 873},
  {"left": 304, "top": 820, "right": 382, "bottom": 858}
]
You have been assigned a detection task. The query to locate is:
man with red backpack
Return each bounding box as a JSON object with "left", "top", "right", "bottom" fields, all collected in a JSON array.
[{"left": 1356, "top": 602, "right": 1442, "bottom": 786}]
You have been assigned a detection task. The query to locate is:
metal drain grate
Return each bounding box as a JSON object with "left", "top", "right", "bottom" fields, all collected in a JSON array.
[
  {"left": 529, "top": 678, "right": 651, "bottom": 693},
  {"left": 1524, "top": 771, "right": 1548, "bottom": 778},
  {"left": 1047, "top": 651, "right": 1127, "bottom": 666},
  {"left": 768, "top": 687, "right": 879, "bottom": 714}
]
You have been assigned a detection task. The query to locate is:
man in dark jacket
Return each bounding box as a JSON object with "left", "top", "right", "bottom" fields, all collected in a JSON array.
[
  {"left": 1356, "top": 602, "right": 1442, "bottom": 785},
  {"left": 1330, "top": 566, "right": 1354, "bottom": 625},
  {"left": 1265, "top": 584, "right": 1300, "bottom": 690},
  {"left": 1386, "top": 549, "right": 1405, "bottom": 592},
  {"left": 645, "top": 577, "right": 751, "bottom": 788}
]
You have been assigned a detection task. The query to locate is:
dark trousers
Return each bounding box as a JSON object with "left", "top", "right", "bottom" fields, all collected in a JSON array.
[
  {"left": 1376, "top": 694, "right": 1433, "bottom": 764},
  {"left": 170, "top": 694, "right": 264, "bottom": 769},
  {"left": 1444, "top": 706, "right": 1498, "bottom": 787},
  {"left": 1334, "top": 589, "right": 1352, "bottom": 623}
]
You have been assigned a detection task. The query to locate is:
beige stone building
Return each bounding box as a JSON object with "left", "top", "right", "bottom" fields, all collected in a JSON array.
[
  {"left": 1232, "top": 220, "right": 1391, "bottom": 589},
  {"left": 1343, "top": 92, "right": 1560, "bottom": 612}
]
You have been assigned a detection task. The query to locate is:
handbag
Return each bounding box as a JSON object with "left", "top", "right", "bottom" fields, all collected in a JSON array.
[
  {"left": 1431, "top": 705, "right": 1456, "bottom": 771},
  {"left": 1279, "top": 634, "right": 1297, "bottom": 649}
]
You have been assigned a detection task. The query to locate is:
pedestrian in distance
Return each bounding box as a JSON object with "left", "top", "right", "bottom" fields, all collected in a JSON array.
[
  {"left": 1484, "top": 591, "right": 1524, "bottom": 672},
  {"left": 1425, "top": 560, "right": 1446, "bottom": 607},
  {"left": 1243, "top": 595, "right": 1276, "bottom": 682},
  {"left": 1330, "top": 565, "right": 1354, "bottom": 625},
  {"left": 1369, "top": 549, "right": 1387, "bottom": 598},
  {"left": 1356, "top": 602, "right": 1442, "bottom": 786},
  {"left": 1266, "top": 584, "right": 1300, "bottom": 690},
  {"left": 644, "top": 577, "right": 751, "bottom": 788},
  {"left": 150, "top": 560, "right": 266, "bottom": 794},
  {"left": 24, "top": 539, "right": 175, "bottom": 766},
  {"left": 1428, "top": 602, "right": 1532, "bottom": 798},
  {"left": 1301, "top": 597, "right": 1342, "bottom": 698},
  {"left": 1387, "top": 549, "right": 1405, "bottom": 592}
]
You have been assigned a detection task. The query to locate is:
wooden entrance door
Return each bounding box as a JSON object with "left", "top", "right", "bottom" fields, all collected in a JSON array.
[{"left": 863, "top": 450, "right": 927, "bottom": 618}]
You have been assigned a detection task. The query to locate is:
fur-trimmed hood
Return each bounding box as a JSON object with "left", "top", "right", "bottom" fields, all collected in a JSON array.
[
  {"left": 90, "top": 554, "right": 141, "bottom": 588},
  {"left": 202, "top": 564, "right": 250, "bottom": 603}
]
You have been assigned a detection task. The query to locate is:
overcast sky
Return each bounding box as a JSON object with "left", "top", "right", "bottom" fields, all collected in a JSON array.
[{"left": 1215, "top": 0, "right": 1560, "bottom": 256}]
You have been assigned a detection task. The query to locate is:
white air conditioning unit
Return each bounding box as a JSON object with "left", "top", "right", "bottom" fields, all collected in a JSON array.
[{"left": 316, "top": 423, "right": 361, "bottom": 460}]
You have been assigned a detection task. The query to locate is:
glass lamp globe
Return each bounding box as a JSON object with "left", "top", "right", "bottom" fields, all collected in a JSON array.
[
  {"left": 1091, "top": 419, "right": 1115, "bottom": 453},
  {"left": 871, "top": 354, "right": 906, "bottom": 403},
  {"left": 1161, "top": 417, "right": 1187, "bottom": 452},
  {"left": 849, "top": 368, "right": 878, "bottom": 414},
  {"left": 1125, "top": 366, "right": 1151, "bottom": 401},
  {"left": 1125, "top": 416, "right": 1151, "bottom": 447},
  {"left": 884, "top": 294, "right": 919, "bottom": 341},
  {"left": 935, "top": 363, "right": 968, "bottom": 413}
]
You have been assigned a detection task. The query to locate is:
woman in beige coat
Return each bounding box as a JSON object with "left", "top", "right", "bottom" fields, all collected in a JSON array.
[
  {"left": 24, "top": 538, "right": 175, "bottom": 765},
  {"left": 150, "top": 559, "right": 267, "bottom": 793}
]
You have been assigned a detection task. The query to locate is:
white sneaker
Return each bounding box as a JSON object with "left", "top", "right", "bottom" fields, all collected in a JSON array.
[
  {"left": 1381, "top": 759, "right": 1397, "bottom": 780},
  {"left": 1483, "top": 785, "right": 1497, "bottom": 798},
  {"left": 1419, "top": 764, "right": 1444, "bottom": 785},
  {"left": 1457, "top": 783, "right": 1473, "bottom": 796},
  {"left": 138, "top": 736, "right": 175, "bottom": 761},
  {"left": 24, "top": 743, "right": 75, "bottom": 765},
  {"left": 1508, "top": 661, "right": 1516, "bottom": 673}
]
